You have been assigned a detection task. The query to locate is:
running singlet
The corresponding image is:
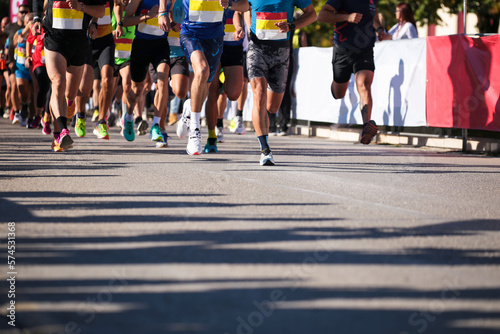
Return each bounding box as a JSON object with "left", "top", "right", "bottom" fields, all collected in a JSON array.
[
  {"left": 15, "top": 29, "right": 27, "bottom": 67},
  {"left": 96, "top": 0, "right": 114, "bottom": 38},
  {"left": 180, "top": 0, "right": 225, "bottom": 39},
  {"left": 134, "top": 0, "right": 170, "bottom": 40},
  {"left": 248, "top": 0, "right": 311, "bottom": 41},
  {"left": 169, "top": 0, "right": 184, "bottom": 57},
  {"left": 39, "top": 0, "right": 106, "bottom": 40},
  {"left": 326, "top": 0, "right": 378, "bottom": 50},
  {"left": 27, "top": 28, "right": 46, "bottom": 70},
  {"left": 223, "top": 9, "right": 243, "bottom": 46},
  {"left": 112, "top": 10, "right": 135, "bottom": 64}
]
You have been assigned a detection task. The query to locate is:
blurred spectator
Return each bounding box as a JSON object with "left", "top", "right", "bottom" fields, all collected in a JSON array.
[{"left": 385, "top": 2, "right": 418, "bottom": 40}]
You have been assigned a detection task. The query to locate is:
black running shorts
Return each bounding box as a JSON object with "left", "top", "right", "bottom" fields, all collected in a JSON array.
[
  {"left": 130, "top": 37, "right": 170, "bottom": 83},
  {"left": 332, "top": 46, "right": 375, "bottom": 84}
]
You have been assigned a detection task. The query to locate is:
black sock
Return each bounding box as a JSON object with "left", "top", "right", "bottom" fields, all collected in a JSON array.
[
  {"left": 78, "top": 111, "right": 85, "bottom": 118},
  {"left": 216, "top": 118, "right": 223, "bottom": 128},
  {"left": 257, "top": 135, "right": 270, "bottom": 153},
  {"left": 236, "top": 109, "right": 243, "bottom": 117},
  {"left": 57, "top": 116, "right": 68, "bottom": 130}
]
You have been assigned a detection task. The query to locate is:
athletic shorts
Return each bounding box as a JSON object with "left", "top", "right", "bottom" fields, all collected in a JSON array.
[
  {"left": 130, "top": 37, "right": 170, "bottom": 83},
  {"left": 242, "top": 51, "right": 248, "bottom": 79},
  {"left": 332, "top": 46, "right": 375, "bottom": 84},
  {"left": 113, "top": 60, "right": 130, "bottom": 77},
  {"left": 170, "top": 56, "right": 189, "bottom": 77},
  {"left": 44, "top": 34, "right": 90, "bottom": 67},
  {"left": 180, "top": 34, "right": 223, "bottom": 83},
  {"left": 221, "top": 44, "right": 243, "bottom": 67},
  {"left": 94, "top": 65, "right": 101, "bottom": 80},
  {"left": 15, "top": 65, "right": 32, "bottom": 82},
  {"left": 247, "top": 34, "right": 290, "bottom": 94},
  {"left": 91, "top": 34, "right": 115, "bottom": 71},
  {"left": 7, "top": 62, "right": 16, "bottom": 76}
]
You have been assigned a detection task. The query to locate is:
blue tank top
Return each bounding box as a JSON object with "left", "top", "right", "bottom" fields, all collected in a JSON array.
[
  {"left": 169, "top": 0, "right": 185, "bottom": 57},
  {"left": 180, "top": 0, "right": 225, "bottom": 40},
  {"left": 16, "top": 29, "right": 27, "bottom": 67},
  {"left": 134, "top": 0, "right": 170, "bottom": 40}
]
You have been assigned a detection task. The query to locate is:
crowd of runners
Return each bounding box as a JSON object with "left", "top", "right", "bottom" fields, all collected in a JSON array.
[{"left": 1, "top": 0, "right": 386, "bottom": 166}]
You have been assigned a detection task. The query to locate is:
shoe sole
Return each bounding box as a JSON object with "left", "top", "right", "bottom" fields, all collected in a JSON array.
[
  {"left": 93, "top": 129, "right": 110, "bottom": 140},
  {"left": 360, "top": 123, "right": 378, "bottom": 145},
  {"left": 260, "top": 159, "right": 275, "bottom": 166},
  {"left": 59, "top": 135, "right": 74, "bottom": 150},
  {"left": 137, "top": 121, "right": 148, "bottom": 135}
]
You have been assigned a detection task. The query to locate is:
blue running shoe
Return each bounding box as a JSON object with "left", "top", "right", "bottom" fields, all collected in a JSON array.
[
  {"left": 204, "top": 138, "right": 218, "bottom": 153},
  {"left": 150, "top": 124, "right": 163, "bottom": 142},
  {"left": 124, "top": 119, "right": 135, "bottom": 142}
]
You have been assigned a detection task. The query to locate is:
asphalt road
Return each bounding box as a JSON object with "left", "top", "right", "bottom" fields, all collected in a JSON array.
[{"left": 1, "top": 117, "right": 500, "bottom": 334}]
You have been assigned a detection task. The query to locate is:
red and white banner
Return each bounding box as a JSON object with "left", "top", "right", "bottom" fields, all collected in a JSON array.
[
  {"left": 426, "top": 35, "right": 500, "bottom": 131},
  {"left": 11, "top": 0, "right": 28, "bottom": 23}
]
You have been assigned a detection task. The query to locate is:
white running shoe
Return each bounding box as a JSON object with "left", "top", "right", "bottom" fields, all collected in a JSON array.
[
  {"left": 234, "top": 116, "right": 245, "bottom": 135},
  {"left": 216, "top": 126, "right": 225, "bottom": 143},
  {"left": 186, "top": 128, "right": 202, "bottom": 155},
  {"left": 12, "top": 114, "right": 20, "bottom": 125},
  {"left": 177, "top": 98, "right": 191, "bottom": 138},
  {"left": 259, "top": 151, "right": 275, "bottom": 166}
]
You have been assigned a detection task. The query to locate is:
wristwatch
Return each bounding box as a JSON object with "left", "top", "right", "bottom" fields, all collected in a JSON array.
[
  {"left": 117, "top": 21, "right": 123, "bottom": 27},
  {"left": 288, "top": 22, "right": 296, "bottom": 31}
]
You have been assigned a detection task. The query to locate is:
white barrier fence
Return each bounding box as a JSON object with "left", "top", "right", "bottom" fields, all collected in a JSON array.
[{"left": 227, "top": 38, "right": 427, "bottom": 128}]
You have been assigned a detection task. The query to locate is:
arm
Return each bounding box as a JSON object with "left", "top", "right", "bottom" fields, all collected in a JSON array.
[
  {"left": 232, "top": 11, "right": 245, "bottom": 41},
  {"left": 113, "top": 0, "right": 125, "bottom": 37},
  {"left": 66, "top": 0, "right": 106, "bottom": 18},
  {"left": 275, "top": 4, "right": 317, "bottom": 33},
  {"left": 158, "top": 0, "right": 171, "bottom": 32},
  {"left": 318, "top": 3, "right": 362, "bottom": 24},
  {"left": 123, "top": 0, "right": 158, "bottom": 27},
  {"left": 169, "top": 2, "right": 180, "bottom": 32},
  {"left": 220, "top": 0, "right": 249, "bottom": 12},
  {"left": 373, "top": 9, "right": 385, "bottom": 40}
]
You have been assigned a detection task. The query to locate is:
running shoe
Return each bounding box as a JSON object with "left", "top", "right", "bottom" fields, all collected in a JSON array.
[
  {"left": 156, "top": 133, "right": 168, "bottom": 148},
  {"left": 204, "top": 138, "right": 218, "bottom": 153},
  {"left": 19, "top": 115, "right": 28, "bottom": 127},
  {"left": 108, "top": 112, "right": 117, "bottom": 128},
  {"left": 75, "top": 117, "right": 86, "bottom": 137},
  {"left": 229, "top": 118, "right": 236, "bottom": 132},
  {"left": 41, "top": 118, "right": 51, "bottom": 135},
  {"left": 3, "top": 108, "right": 9, "bottom": 118},
  {"left": 176, "top": 99, "right": 191, "bottom": 138},
  {"left": 150, "top": 124, "right": 163, "bottom": 142},
  {"left": 29, "top": 115, "right": 41, "bottom": 129},
  {"left": 360, "top": 120, "right": 378, "bottom": 145},
  {"left": 12, "top": 113, "right": 20, "bottom": 125},
  {"left": 167, "top": 112, "right": 178, "bottom": 126},
  {"left": 277, "top": 130, "right": 287, "bottom": 136},
  {"left": 260, "top": 150, "right": 275, "bottom": 166},
  {"left": 67, "top": 101, "right": 76, "bottom": 119},
  {"left": 91, "top": 109, "right": 99, "bottom": 122},
  {"left": 123, "top": 119, "right": 135, "bottom": 142},
  {"left": 216, "top": 126, "right": 225, "bottom": 143},
  {"left": 9, "top": 108, "right": 15, "bottom": 121},
  {"left": 186, "top": 128, "right": 202, "bottom": 155},
  {"left": 51, "top": 136, "right": 64, "bottom": 152},
  {"left": 93, "top": 123, "right": 110, "bottom": 140},
  {"left": 58, "top": 128, "right": 74, "bottom": 150},
  {"left": 136, "top": 119, "right": 148, "bottom": 136},
  {"left": 234, "top": 116, "right": 246, "bottom": 135}
]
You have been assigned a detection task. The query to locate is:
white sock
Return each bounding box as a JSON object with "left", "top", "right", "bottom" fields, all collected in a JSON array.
[
  {"left": 125, "top": 113, "right": 134, "bottom": 122},
  {"left": 122, "top": 103, "right": 129, "bottom": 115},
  {"left": 190, "top": 112, "right": 201, "bottom": 130},
  {"left": 153, "top": 116, "right": 161, "bottom": 127}
]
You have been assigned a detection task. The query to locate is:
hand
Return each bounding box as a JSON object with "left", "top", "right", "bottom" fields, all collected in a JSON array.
[
  {"left": 233, "top": 27, "right": 244, "bottom": 41},
  {"left": 146, "top": 5, "right": 158, "bottom": 19},
  {"left": 115, "top": 25, "right": 124, "bottom": 38},
  {"left": 347, "top": 13, "right": 362, "bottom": 24},
  {"left": 24, "top": 57, "right": 32, "bottom": 68},
  {"left": 377, "top": 29, "right": 386, "bottom": 40},
  {"left": 220, "top": 0, "right": 229, "bottom": 9},
  {"left": 274, "top": 21, "right": 289, "bottom": 33},
  {"left": 158, "top": 14, "right": 171, "bottom": 32},
  {"left": 171, "top": 22, "right": 180, "bottom": 32},
  {"left": 88, "top": 24, "right": 97, "bottom": 39},
  {"left": 32, "top": 22, "right": 42, "bottom": 36},
  {"left": 67, "top": 0, "right": 81, "bottom": 11}
]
